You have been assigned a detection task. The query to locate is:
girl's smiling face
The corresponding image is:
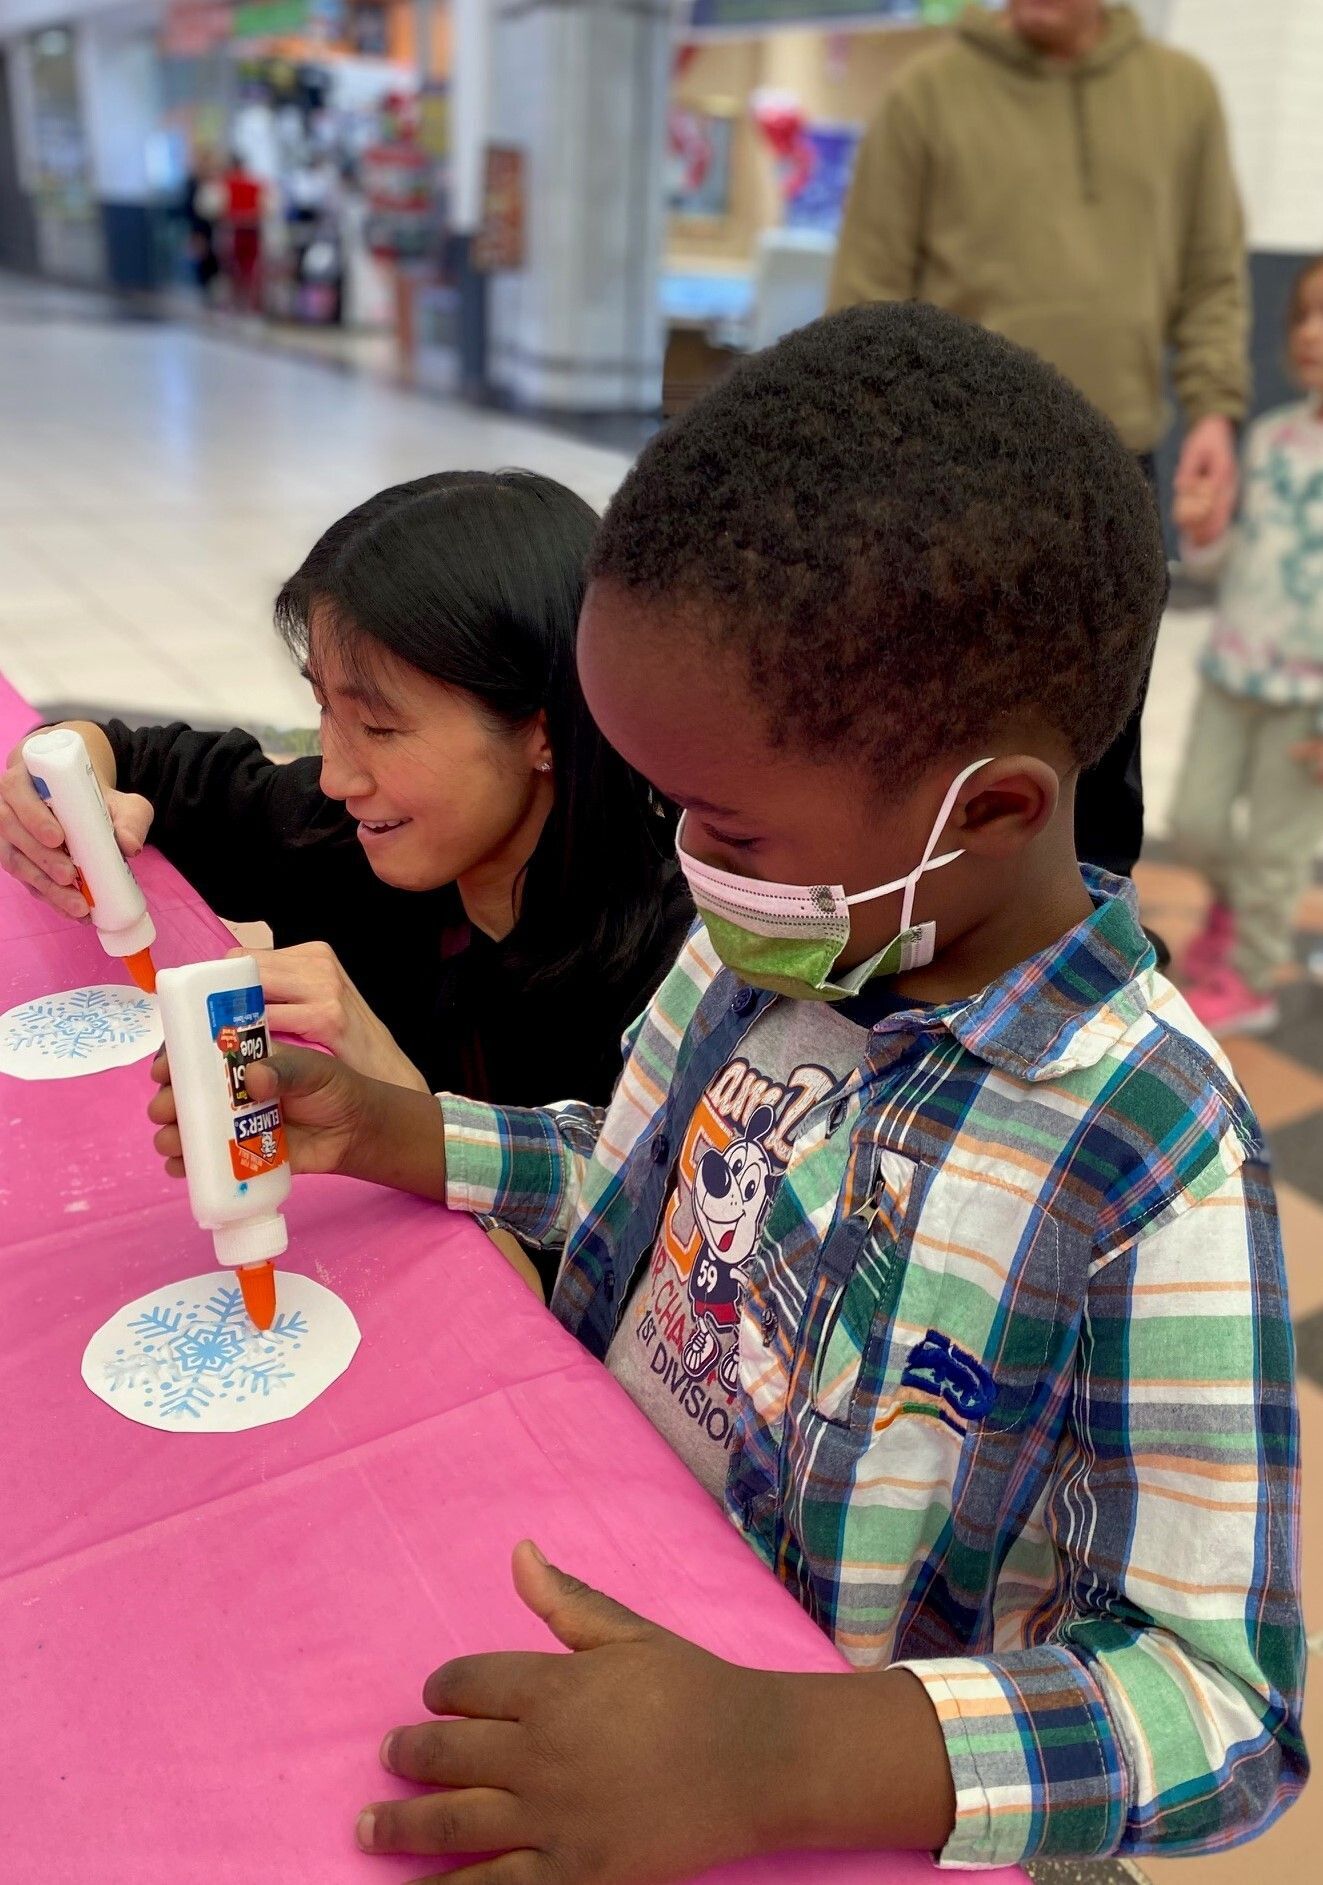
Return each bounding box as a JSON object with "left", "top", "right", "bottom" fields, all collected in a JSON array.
[{"left": 306, "top": 618, "right": 552, "bottom": 899}]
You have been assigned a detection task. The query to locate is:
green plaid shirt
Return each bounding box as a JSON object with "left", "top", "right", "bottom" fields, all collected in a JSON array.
[{"left": 441, "top": 873, "right": 1306, "bottom": 1867}]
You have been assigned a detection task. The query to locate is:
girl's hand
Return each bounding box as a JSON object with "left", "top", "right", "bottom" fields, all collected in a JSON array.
[
  {"left": 148, "top": 1043, "right": 449, "bottom": 1199},
  {"left": 234, "top": 941, "right": 429, "bottom": 1092},
  {"left": 0, "top": 740, "right": 153, "bottom": 919},
  {"left": 1292, "top": 738, "right": 1323, "bottom": 786}
]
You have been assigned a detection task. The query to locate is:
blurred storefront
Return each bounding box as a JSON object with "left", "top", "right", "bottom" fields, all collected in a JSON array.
[
  {"left": 0, "top": 0, "right": 450, "bottom": 310},
  {"left": 0, "top": 0, "right": 967, "bottom": 412},
  {"left": 155, "top": 0, "right": 448, "bottom": 326},
  {"left": 1, "top": 0, "right": 1316, "bottom": 430},
  {"left": 0, "top": 42, "right": 39, "bottom": 269},
  {"left": 20, "top": 20, "right": 102, "bottom": 280}
]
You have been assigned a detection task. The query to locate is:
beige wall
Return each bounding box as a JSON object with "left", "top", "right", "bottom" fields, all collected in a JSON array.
[{"left": 668, "top": 26, "right": 942, "bottom": 273}]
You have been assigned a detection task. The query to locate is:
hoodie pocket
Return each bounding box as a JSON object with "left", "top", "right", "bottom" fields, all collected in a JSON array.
[{"left": 994, "top": 301, "right": 1161, "bottom": 446}]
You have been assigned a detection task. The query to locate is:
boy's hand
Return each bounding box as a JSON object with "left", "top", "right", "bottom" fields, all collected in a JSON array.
[
  {"left": 358, "top": 1542, "right": 776, "bottom": 1884},
  {"left": 229, "top": 941, "right": 429, "bottom": 1091},
  {"left": 1292, "top": 737, "right": 1323, "bottom": 785},
  {"left": 0, "top": 741, "right": 153, "bottom": 918},
  {"left": 360, "top": 1549, "right": 958, "bottom": 1881},
  {"left": 148, "top": 1045, "right": 448, "bottom": 1197},
  {"left": 149, "top": 1044, "right": 369, "bottom": 1177}
]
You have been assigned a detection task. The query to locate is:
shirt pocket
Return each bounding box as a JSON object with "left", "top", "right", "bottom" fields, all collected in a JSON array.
[
  {"left": 810, "top": 1156, "right": 1075, "bottom": 1440},
  {"left": 882, "top": 1163, "right": 1071, "bottom": 1438}
]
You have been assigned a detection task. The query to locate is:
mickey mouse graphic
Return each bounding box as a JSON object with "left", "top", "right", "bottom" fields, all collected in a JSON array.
[{"left": 682, "top": 1104, "right": 776, "bottom": 1395}]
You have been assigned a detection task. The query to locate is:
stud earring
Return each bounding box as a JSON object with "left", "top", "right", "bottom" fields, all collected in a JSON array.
[{"left": 537, "top": 761, "right": 552, "bottom": 774}]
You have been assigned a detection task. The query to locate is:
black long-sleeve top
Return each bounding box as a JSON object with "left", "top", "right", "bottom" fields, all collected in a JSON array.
[{"left": 103, "top": 721, "right": 691, "bottom": 1108}]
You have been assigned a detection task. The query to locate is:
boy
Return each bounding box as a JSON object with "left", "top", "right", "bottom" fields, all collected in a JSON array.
[{"left": 151, "top": 304, "right": 1306, "bottom": 1875}]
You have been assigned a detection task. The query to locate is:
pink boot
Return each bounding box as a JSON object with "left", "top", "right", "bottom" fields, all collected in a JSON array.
[
  {"left": 1185, "top": 965, "right": 1280, "bottom": 1038},
  {"left": 1183, "top": 901, "right": 1236, "bottom": 983}
]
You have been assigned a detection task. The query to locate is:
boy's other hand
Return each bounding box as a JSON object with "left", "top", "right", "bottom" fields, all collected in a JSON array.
[
  {"left": 0, "top": 743, "right": 153, "bottom": 918},
  {"left": 358, "top": 1541, "right": 776, "bottom": 1884}
]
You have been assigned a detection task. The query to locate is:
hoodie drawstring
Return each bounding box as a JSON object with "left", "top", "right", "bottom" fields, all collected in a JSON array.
[{"left": 1072, "top": 74, "right": 1098, "bottom": 203}]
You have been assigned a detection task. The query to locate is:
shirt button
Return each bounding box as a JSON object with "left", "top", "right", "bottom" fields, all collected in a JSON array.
[
  {"left": 732, "top": 985, "right": 757, "bottom": 1015},
  {"left": 761, "top": 1304, "right": 777, "bottom": 1346},
  {"left": 650, "top": 1132, "right": 670, "bottom": 1166},
  {"left": 603, "top": 1265, "right": 615, "bottom": 1302}
]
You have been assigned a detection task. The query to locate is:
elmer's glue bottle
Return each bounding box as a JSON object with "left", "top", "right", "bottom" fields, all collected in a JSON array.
[
  {"left": 156, "top": 957, "right": 291, "bottom": 1330},
  {"left": 21, "top": 727, "right": 158, "bottom": 992}
]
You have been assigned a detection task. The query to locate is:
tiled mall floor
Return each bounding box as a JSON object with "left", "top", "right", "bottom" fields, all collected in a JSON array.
[
  {"left": 0, "top": 271, "right": 630, "bottom": 731},
  {"left": 0, "top": 273, "right": 1316, "bottom": 1879}
]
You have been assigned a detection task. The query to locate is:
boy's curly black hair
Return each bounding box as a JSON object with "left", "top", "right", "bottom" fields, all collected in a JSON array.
[{"left": 590, "top": 302, "right": 1167, "bottom": 784}]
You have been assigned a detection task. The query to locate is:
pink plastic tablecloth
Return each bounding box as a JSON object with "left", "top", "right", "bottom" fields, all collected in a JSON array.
[{"left": 0, "top": 678, "right": 1018, "bottom": 1883}]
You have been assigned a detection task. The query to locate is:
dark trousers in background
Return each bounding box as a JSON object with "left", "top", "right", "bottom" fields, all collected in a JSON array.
[
  {"left": 1074, "top": 451, "right": 1159, "bottom": 879},
  {"left": 1075, "top": 690, "right": 1148, "bottom": 877}
]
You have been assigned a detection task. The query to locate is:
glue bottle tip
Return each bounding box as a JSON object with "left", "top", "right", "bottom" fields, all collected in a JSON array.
[
  {"left": 125, "top": 948, "right": 157, "bottom": 994},
  {"left": 238, "top": 1261, "right": 277, "bottom": 1331}
]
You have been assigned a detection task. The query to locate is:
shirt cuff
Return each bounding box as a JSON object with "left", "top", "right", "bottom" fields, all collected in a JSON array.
[
  {"left": 438, "top": 1093, "right": 575, "bottom": 1247},
  {"left": 437, "top": 1095, "right": 507, "bottom": 1212},
  {"left": 894, "top": 1648, "right": 1129, "bottom": 1868}
]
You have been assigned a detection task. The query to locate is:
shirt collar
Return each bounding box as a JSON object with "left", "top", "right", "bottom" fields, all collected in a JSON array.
[{"left": 870, "top": 867, "right": 1157, "bottom": 1083}]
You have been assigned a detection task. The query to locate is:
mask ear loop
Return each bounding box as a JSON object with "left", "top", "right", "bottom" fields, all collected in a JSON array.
[
  {"left": 899, "top": 755, "right": 994, "bottom": 931},
  {"left": 844, "top": 756, "right": 995, "bottom": 926}
]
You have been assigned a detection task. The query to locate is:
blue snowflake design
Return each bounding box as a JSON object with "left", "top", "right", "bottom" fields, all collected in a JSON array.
[
  {"left": 1, "top": 985, "right": 157, "bottom": 1064},
  {"left": 104, "top": 1286, "right": 310, "bottom": 1422}
]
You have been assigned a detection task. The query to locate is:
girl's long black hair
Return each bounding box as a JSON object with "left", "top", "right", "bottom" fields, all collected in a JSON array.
[{"left": 274, "top": 469, "right": 675, "bottom": 992}]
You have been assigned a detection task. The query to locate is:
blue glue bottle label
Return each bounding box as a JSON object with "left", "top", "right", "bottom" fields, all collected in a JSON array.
[{"left": 205, "top": 985, "right": 288, "bottom": 1182}]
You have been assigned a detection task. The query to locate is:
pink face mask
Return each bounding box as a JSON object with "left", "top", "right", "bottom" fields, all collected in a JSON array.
[{"left": 676, "top": 758, "right": 993, "bottom": 1000}]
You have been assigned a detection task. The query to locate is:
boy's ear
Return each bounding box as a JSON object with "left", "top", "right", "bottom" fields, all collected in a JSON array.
[{"left": 954, "top": 757, "right": 1059, "bottom": 860}]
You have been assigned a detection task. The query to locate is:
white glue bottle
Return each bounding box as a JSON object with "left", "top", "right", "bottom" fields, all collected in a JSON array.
[
  {"left": 156, "top": 956, "right": 292, "bottom": 1330},
  {"left": 22, "top": 727, "right": 158, "bottom": 992}
]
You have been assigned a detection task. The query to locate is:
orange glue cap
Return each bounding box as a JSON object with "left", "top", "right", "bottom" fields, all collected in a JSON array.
[
  {"left": 124, "top": 947, "right": 158, "bottom": 994},
  {"left": 238, "top": 1261, "right": 277, "bottom": 1332}
]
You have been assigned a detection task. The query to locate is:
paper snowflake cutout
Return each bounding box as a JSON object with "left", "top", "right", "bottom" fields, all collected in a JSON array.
[
  {"left": 0, "top": 985, "right": 158, "bottom": 1065},
  {"left": 104, "top": 1285, "right": 309, "bottom": 1422}
]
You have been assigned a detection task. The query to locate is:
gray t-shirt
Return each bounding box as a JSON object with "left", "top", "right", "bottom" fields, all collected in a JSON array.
[{"left": 606, "top": 998, "right": 868, "bottom": 1496}]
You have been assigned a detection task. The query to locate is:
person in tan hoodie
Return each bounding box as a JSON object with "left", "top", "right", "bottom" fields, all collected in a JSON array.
[{"left": 831, "top": 0, "right": 1249, "bottom": 894}]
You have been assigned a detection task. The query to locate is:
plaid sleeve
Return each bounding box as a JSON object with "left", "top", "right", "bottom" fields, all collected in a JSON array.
[
  {"left": 438, "top": 1095, "right": 603, "bottom": 1250},
  {"left": 898, "top": 1159, "right": 1307, "bottom": 1868}
]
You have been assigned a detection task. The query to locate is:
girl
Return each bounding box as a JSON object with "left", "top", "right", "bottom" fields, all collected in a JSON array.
[
  {"left": 0, "top": 471, "right": 690, "bottom": 1107},
  {"left": 1171, "top": 255, "right": 1323, "bottom": 1035}
]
